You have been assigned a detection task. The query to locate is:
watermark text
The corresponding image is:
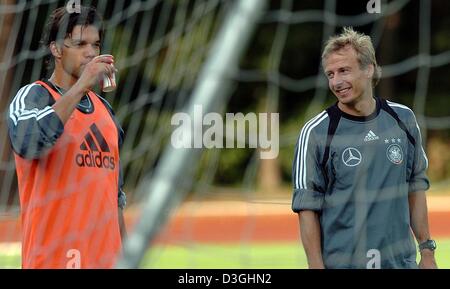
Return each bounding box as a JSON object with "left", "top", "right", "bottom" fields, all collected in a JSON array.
[
  {"left": 171, "top": 105, "right": 279, "bottom": 159},
  {"left": 366, "top": 0, "right": 381, "bottom": 14}
]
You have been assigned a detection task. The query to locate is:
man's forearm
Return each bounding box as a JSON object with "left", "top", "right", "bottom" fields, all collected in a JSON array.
[
  {"left": 118, "top": 207, "right": 127, "bottom": 242},
  {"left": 409, "top": 191, "right": 431, "bottom": 243},
  {"left": 409, "top": 191, "right": 438, "bottom": 268},
  {"left": 298, "top": 210, "right": 324, "bottom": 269},
  {"left": 52, "top": 82, "right": 87, "bottom": 124}
]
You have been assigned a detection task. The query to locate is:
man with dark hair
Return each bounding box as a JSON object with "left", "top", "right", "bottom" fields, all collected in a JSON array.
[
  {"left": 7, "top": 6, "right": 126, "bottom": 268},
  {"left": 292, "top": 27, "right": 437, "bottom": 269}
]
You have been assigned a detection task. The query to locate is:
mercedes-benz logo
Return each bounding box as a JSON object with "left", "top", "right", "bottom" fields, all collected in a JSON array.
[{"left": 342, "top": 147, "right": 362, "bottom": 167}]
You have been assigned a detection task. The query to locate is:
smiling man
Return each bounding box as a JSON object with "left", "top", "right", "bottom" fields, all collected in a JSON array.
[
  {"left": 7, "top": 6, "right": 126, "bottom": 268},
  {"left": 291, "top": 27, "right": 437, "bottom": 269}
]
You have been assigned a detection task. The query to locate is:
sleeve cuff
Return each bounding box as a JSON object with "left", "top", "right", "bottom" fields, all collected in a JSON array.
[
  {"left": 292, "top": 188, "right": 324, "bottom": 213},
  {"left": 118, "top": 189, "right": 127, "bottom": 209},
  {"left": 408, "top": 179, "right": 430, "bottom": 193}
]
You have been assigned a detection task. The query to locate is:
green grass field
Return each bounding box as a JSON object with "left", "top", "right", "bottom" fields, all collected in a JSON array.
[
  {"left": 1, "top": 240, "right": 449, "bottom": 268},
  {"left": 142, "top": 240, "right": 450, "bottom": 268}
]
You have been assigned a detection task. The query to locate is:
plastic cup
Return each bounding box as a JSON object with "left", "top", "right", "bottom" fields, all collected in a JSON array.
[
  {"left": 94, "top": 54, "right": 116, "bottom": 92},
  {"left": 101, "top": 71, "right": 116, "bottom": 92}
]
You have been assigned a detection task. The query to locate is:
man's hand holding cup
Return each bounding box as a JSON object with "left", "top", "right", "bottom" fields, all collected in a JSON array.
[{"left": 76, "top": 54, "right": 117, "bottom": 93}]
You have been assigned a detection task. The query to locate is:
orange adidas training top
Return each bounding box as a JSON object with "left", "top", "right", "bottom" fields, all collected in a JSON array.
[{"left": 14, "top": 81, "right": 122, "bottom": 268}]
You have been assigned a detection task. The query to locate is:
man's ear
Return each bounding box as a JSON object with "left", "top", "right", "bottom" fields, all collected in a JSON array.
[
  {"left": 50, "top": 41, "right": 62, "bottom": 59},
  {"left": 366, "top": 64, "right": 374, "bottom": 79}
]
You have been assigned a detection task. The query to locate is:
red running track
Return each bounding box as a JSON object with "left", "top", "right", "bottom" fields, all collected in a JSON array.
[{"left": 1, "top": 211, "right": 449, "bottom": 244}]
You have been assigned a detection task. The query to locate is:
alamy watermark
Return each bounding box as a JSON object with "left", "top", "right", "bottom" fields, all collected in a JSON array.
[
  {"left": 366, "top": 249, "right": 381, "bottom": 269},
  {"left": 171, "top": 105, "right": 279, "bottom": 159},
  {"left": 66, "top": 0, "right": 81, "bottom": 14},
  {"left": 66, "top": 249, "right": 81, "bottom": 269},
  {"left": 366, "top": 0, "right": 381, "bottom": 14}
]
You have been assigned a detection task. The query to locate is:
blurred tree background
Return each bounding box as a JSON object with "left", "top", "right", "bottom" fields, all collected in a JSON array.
[
  {"left": 0, "top": 0, "right": 449, "bottom": 207},
  {"left": 215, "top": 0, "right": 450, "bottom": 193}
]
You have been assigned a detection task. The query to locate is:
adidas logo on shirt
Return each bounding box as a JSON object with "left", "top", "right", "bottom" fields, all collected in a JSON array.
[
  {"left": 75, "top": 123, "right": 115, "bottom": 170},
  {"left": 364, "top": 130, "right": 380, "bottom": 142}
]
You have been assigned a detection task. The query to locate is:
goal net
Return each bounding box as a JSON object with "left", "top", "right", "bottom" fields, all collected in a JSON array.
[{"left": 0, "top": 0, "right": 449, "bottom": 268}]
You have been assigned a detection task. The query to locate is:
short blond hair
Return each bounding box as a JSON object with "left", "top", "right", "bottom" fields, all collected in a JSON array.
[{"left": 322, "top": 27, "right": 382, "bottom": 87}]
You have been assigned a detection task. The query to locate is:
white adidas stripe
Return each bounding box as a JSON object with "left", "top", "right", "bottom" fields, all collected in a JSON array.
[
  {"left": 295, "top": 114, "right": 324, "bottom": 189},
  {"left": 16, "top": 106, "right": 52, "bottom": 121},
  {"left": 295, "top": 111, "right": 328, "bottom": 189},
  {"left": 386, "top": 100, "right": 412, "bottom": 112},
  {"left": 299, "top": 112, "right": 328, "bottom": 189},
  {"left": 295, "top": 114, "right": 323, "bottom": 189},
  {"left": 9, "top": 83, "right": 55, "bottom": 126},
  {"left": 36, "top": 108, "right": 54, "bottom": 121},
  {"left": 387, "top": 101, "right": 429, "bottom": 169},
  {"left": 16, "top": 108, "right": 40, "bottom": 117},
  {"left": 9, "top": 85, "right": 29, "bottom": 124}
]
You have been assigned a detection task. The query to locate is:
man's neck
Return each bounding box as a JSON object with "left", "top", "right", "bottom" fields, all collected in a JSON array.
[
  {"left": 49, "top": 69, "right": 77, "bottom": 91},
  {"left": 338, "top": 91, "right": 376, "bottom": 117}
]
